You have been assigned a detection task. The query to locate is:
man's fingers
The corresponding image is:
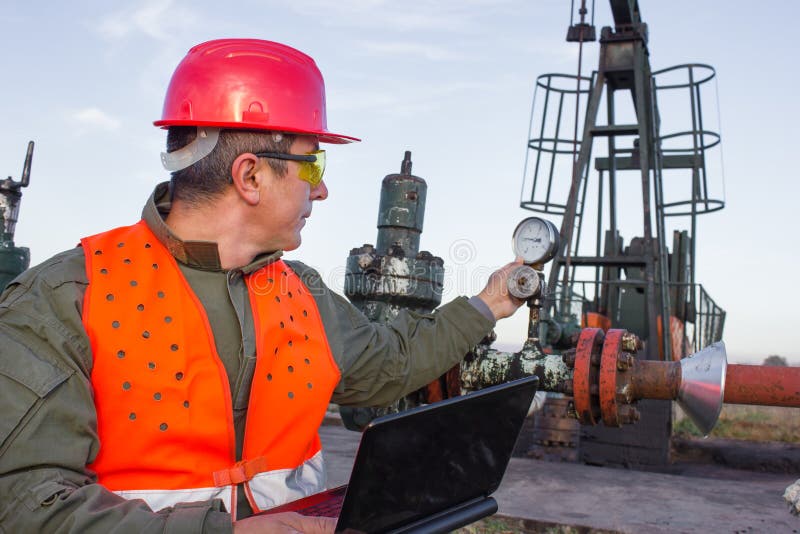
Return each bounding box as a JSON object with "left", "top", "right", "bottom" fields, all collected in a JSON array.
[
  {"left": 302, "top": 515, "right": 338, "bottom": 534},
  {"left": 502, "top": 257, "right": 524, "bottom": 272},
  {"left": 273, "top": 512, "right": 337, "bottom": 534},
  {"left": 234, "top": 512, "right": 336, "bottom": 534}
]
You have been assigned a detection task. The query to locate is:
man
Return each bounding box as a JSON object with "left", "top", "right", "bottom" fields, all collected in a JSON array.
[{"left": 0, "top": 39, "right": 523, "bottom": 533}]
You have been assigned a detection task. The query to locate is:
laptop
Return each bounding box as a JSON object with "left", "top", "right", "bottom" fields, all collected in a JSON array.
[{"left": 261, "top": 375, "right": 539, "bottom": 533}]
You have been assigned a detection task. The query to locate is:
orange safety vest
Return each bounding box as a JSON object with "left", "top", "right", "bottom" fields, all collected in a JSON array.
[{"left": 81, "top": 221, "right": 340, "bottom": 513}]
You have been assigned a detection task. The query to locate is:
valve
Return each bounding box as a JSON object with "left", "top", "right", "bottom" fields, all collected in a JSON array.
[
  {"left": 0, "top": 141, "right": 34, "bottom": 290},
  {"left": 507, "top": 265, "right": 542, "bottom": 300}
]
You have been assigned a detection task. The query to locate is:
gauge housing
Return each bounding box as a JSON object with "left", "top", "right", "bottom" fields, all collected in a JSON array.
[{"left": 511, "top": 217, "right": 560, "bottom": 265}]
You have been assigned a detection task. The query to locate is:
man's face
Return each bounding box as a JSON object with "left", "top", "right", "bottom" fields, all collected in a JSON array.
[{"left": 254, "top": 135, "right": 328, "bottom": 252}]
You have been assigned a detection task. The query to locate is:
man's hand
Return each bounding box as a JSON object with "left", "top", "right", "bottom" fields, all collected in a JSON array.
[
  {"left": 234, "top": 511, "right": 336, "bottom": 533},
  {"left": 476, "top": 258, "right": 526, "bottom": 321}
]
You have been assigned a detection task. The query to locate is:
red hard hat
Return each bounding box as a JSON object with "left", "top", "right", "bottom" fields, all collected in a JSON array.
[{"left": 154, "top": 39, "right": 359, "bottom": 144}]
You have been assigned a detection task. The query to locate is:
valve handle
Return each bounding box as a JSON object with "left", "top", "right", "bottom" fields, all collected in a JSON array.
[{"left": 507, "top": 265, "right": 541, "bottom": 299}]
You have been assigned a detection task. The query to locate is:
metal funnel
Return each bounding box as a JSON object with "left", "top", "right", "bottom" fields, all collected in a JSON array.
[{"left": 677, "top": 341, "right": 727, "bottom": 436}]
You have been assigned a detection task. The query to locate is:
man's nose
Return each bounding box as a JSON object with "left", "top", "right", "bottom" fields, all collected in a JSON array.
[{"left": 311, "top": 180, "right": 328, "bottom": 201}]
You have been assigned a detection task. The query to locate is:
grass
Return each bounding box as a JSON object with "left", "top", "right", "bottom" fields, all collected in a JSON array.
[
  {"left": 455, "top": 515, "right": 617, "bottom": 534},
  {"left": 673, "top": 404, "right": 800, "bottom": 442},
  {"left": 455, "top": 517, "right": 525, "bottom": 534},
  {"left": 454, "top": 515, "right": 600, "bottom": 534}
]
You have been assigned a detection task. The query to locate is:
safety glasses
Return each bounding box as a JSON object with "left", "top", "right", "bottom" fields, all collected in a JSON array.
[{"left": 254, "top": 149, "right": 326, "bottom": 187}]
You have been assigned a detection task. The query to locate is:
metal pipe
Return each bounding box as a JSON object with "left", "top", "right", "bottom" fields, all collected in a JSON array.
[
  {"left": 723, "top": 364, "right": 800, "bottom": 407},
  {"left": 568, "top": 328, "right": 798, "bottom": 434},
  {"left": 460, "top": 349, "right": 571, "bottom": 394},
  {"left": 629, "top": 360, "right": 681, "bottom": 401},
  {"left": 607, "top": 88, "right": 617, "bottom": 238},
  {"left": 626, "top": 359, "right": 800, "bottom": 408}
]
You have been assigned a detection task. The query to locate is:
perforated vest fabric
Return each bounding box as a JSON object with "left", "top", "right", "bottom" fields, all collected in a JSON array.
[{"left": 81, "top": 221, "right": 340, "bottom": 512}]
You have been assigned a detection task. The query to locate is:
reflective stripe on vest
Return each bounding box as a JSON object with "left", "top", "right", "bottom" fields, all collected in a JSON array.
[
  {"left": 113, "top": 451, "right": 326, "bottom": 513},
  {"left": 81, "top": 221, "right": 340, "bottom": 512}
]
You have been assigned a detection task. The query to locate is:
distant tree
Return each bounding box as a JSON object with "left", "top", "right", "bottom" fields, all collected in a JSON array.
[{"left": 763, "top": 355, "right": 788, "bottom": 366}]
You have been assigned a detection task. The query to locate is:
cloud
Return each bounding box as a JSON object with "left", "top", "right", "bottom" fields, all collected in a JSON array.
[
  {"left": 88, "top": 0, "right": 209, "bottom": 105},
  {"left": 285, "top": 0, "right": 515, "bottom": 33},
  {"left": 95, "top": 0, "right": 199, "bottom": 42},
  {"left": 72, "top": 108, "right": 121, "bottom": 131},
  {"left": 332, "top": 77, "right": 509, "bottom": 117},
  {"left": 358, "top": 40, "right": 466, "bottom": 61}
]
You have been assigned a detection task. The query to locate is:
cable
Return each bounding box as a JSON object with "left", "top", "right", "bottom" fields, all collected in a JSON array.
[
  {"left": 562, "top": 0, "right": 589, "bottom": 293},
  {"left": 713, "top": 75, "right": 727, "bottom": 204},
  {"left": 570, "top": 0, "right": 575, "bottom": 27}
]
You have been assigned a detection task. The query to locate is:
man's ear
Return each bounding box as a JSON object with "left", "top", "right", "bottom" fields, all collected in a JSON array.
[{"left": 230, "top": 153, "right": 263, "bottom": 206}]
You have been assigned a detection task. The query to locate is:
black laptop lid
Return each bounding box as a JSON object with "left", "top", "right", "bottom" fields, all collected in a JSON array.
[{"left": 337, "top": 375, "right": 539, "bottom": 533}]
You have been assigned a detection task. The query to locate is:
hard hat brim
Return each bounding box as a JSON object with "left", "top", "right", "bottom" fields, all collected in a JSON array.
[{"left": 153, "top": 119, "right": 360, "bottom": 144}]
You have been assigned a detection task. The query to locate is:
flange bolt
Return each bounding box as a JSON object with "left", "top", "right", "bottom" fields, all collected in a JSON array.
[{"left": 621, "top": 332, "right": 643, "bottom": 353}]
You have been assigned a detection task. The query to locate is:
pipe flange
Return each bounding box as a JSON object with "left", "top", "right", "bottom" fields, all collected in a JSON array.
[
  {"left": 599, "top": 329, "right": 626, "bottom": 427},
  {"left": 573, "top": 328, "right": 604, "bottom": 425}
]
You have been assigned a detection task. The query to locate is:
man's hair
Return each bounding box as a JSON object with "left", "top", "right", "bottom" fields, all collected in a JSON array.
[{"left": 166, "top": 127, "right": 296, "bottom": 205}]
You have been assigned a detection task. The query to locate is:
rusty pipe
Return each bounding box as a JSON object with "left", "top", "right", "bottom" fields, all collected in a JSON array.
[
  {"left": 626, "top": 358, "right": 799, "bottom": 408},
  {"left": 572, "top": 329, "right": 798, "bottom": 436},
  {"left": 628, "top": 360, "right": 681, "bottom": 401},
  {"left": 626, "top": 360, "right": 800, "bottom": 407},
  {"left": 723, "top": 364, "right": 800, "bottom": 407}
]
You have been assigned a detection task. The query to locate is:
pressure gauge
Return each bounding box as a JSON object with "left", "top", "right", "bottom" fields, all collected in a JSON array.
[{"left": 512, "top": 217, "right": 560, "bottom": 265}]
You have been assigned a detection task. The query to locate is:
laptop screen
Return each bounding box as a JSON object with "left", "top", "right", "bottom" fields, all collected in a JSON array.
[{"left": 337, "top": 376, "right": 538, "bottom": 532}]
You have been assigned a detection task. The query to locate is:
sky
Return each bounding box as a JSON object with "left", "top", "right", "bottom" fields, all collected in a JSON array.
[{"left": 0, "top": 0, "right": 798, "bottom": 365}]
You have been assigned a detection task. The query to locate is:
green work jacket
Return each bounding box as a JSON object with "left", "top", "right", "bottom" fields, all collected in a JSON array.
[{"left": 0, "top": 183, "right": 494, "bottom": 533}]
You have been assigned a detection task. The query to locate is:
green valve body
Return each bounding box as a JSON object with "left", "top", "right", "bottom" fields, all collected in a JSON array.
[
  {"left": 0, "top": 142, "right": 34, "bottom": 290},
  {"left": 344, "top": 151, "right": 444, "bottom": 323},
  {"left": 0, "top": 242, "right": 30, "bottom": 290},
  {"left": 341, "top": 152, "right": 445, "bottom": 429},
  {"left": 375, "top": 170, "right": 425, "bottom": 254}
]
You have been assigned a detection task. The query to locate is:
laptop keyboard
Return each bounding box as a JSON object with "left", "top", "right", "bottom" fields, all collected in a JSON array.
[{"left": 298, "top": 493, "right": 345, "bottom": 518}]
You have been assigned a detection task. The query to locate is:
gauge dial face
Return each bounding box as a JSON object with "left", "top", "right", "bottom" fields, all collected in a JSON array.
[{"left": 512, "top": 217, "right": 560, "bottom": 265}]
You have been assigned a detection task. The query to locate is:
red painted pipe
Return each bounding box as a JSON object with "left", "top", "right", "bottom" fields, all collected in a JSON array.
[{"left": 724, "top": 364, "right": 800, "bottom": 407}]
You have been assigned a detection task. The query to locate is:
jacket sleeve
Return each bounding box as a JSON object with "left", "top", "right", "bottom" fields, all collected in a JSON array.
[
  {"left": 0, "top": 248, "right": 232, "bottom": 534},
  {"left": 287, "top": 261, "right": 495, "bottom": 407}
]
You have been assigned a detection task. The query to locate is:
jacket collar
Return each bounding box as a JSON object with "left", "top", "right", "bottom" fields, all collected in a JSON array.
[{"left": 141, "top": 182, "right": 283, "bottom": 273}]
